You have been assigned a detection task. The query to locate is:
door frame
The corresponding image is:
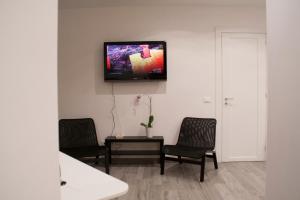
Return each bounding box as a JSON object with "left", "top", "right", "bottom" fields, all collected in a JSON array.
[{"left": 215, "top": 28, "right": 267, "bottom": 162}]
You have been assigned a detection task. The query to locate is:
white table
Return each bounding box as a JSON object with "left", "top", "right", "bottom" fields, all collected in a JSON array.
[{"left": 59, "top": 152, "right": 128, "bottom": 200}]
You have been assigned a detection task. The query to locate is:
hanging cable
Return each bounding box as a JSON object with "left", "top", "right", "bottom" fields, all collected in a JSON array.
[{"left": 110, "top": 83, "right": 116, "bottom": 136}]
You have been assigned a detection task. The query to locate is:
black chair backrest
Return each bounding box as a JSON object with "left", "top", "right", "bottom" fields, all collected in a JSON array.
[
  {"left": 177, "top": 117, "right": 217, "bottom": 150},
  {"left": 59, "top": 118, "right": 99, "bottom": 149}
]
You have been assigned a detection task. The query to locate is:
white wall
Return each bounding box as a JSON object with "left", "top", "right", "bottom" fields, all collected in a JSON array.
[
  {"left": 58, "top": 5, "right": 266, "bottom": 148},
  {"left": 266, "top": 0, "right": 300, "bottom": 199},
  {"left": 0, "top": 1, "right": 60, "bottom": 200}
]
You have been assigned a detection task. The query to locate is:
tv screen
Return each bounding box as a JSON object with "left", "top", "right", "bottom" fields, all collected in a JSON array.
[{"left": 104, "top": 41, "right": 167, "bottom": 80}]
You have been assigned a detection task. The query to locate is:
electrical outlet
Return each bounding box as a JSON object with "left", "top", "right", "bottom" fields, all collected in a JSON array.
[{"left": 203, "top": 96, "right": 212, "bottom": 103}]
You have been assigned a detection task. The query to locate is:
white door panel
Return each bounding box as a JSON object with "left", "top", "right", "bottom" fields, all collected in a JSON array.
[{"left": 221, "top": 33, "right": 267, "bottom": 162}]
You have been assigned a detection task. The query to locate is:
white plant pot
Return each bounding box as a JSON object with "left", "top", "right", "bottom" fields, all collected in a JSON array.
[{"left": 145, "top": 127, "right": 152, "bottom": 138}]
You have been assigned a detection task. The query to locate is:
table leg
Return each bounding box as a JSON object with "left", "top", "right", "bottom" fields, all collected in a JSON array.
[
  {"left": 108, "top": 142, "right": 112, "bottom": 164},
  {"left": 160, "top": 140, "right": 164, "bottom": 175},
  {"left": 105, "top": 146, "right": 109, "bottom": 174}
]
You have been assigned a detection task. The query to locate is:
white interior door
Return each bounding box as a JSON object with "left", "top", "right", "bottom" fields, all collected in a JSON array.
[{"left": 221, "top": 33, "right": 267, "bottom": 162}]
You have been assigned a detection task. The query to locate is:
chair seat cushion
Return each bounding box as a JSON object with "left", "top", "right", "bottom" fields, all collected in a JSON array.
[
  {"left": 60, "top": 145, "right": 106, "bottom": 158},
  {"left": 163, "top": 145, "right": 206, "bottom": 159}
]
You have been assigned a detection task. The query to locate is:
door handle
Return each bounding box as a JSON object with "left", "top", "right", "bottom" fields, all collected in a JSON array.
[{"left": 224, "top": 97, "right": 234, "bottom": 105}]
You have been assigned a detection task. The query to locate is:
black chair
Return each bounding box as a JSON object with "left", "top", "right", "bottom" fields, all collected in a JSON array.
[
  {"left": 59, "top": 118, "right": 109, "bottom": 174},
  {"left": 161, "top": 117, "right": 218, "bottom": 182}
]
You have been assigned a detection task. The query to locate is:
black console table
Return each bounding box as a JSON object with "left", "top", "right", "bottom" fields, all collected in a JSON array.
[{"left": 105, "top": 136, "right": 164, "bottom": 174}]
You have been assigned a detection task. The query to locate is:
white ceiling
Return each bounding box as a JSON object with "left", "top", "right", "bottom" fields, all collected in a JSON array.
[{"left": 60, "top": 0, "right": 265, "bottom": 9}]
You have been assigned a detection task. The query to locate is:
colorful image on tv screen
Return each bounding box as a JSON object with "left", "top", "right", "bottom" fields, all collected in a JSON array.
[{"left": 106, "top": 44, "right": 165, "bottom": 75}]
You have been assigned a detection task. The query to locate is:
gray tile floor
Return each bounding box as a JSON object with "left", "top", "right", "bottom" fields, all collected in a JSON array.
[{"left": 94, "top": 161, "right": 266, "bottom": 200}]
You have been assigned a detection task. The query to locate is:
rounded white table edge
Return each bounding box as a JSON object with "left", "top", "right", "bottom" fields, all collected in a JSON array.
[{"left": 59, "top": 152, "right": 128, "bottom": 200}]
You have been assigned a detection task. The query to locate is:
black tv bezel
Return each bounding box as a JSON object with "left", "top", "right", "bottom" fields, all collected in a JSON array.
[{"left": 104, "top": 41, "right": 167, "bottom": 81}]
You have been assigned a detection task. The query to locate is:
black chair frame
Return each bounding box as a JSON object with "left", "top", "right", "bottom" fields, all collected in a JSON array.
[
  {"left": 161, "top": 117, "right": 218, "bottom": 182},
  {"left": 59, "top": 118, "right": 109, "bottom": 174}
]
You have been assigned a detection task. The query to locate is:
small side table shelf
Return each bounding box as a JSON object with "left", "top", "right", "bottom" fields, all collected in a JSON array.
[{"left": 105, "top": 136, "right": 164, "bottom": 174}]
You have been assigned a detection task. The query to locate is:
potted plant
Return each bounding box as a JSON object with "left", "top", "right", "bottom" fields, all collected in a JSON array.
[{"left": 140, "top": 96, "right": 154, "bottom": 137}]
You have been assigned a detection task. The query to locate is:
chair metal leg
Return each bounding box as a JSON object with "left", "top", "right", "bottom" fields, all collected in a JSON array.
[
  {"left": 95, "top": 155, "right": 99, "bottom": 164},
  {"left": 178, "top": 156, "right": 183, "bottom": 164},
  {"left": 200, "top": 155, "right": 206, "bottom": 182},
  {"left": 213, "top": 151, "right": 218, "bottom": 169}
]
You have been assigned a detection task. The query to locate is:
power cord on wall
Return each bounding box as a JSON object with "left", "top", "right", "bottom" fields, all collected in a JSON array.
[{"left": 110, "top": 83, "right": 116, "bottom": 136}]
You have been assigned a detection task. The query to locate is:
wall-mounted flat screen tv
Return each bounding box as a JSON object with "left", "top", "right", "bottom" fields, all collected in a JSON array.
[{"left": 104, "top": 41, "right": 167, "bottom": 80}]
